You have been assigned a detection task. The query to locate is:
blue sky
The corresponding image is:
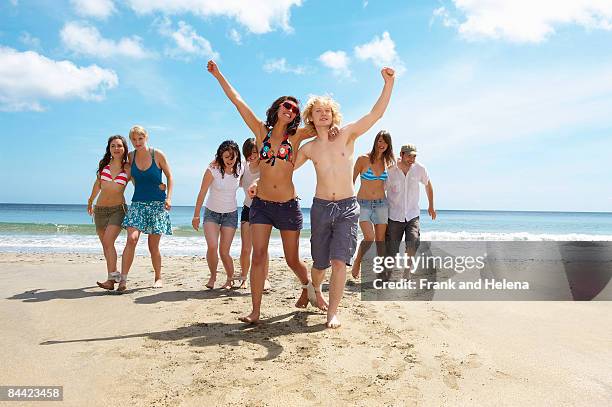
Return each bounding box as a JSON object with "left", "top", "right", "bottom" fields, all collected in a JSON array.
[{"left": 1, "top": 0, "right": 611, "bottom": 212}]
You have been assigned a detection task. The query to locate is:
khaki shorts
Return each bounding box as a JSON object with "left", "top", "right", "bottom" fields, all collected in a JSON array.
[{"left": 94, "top": 204, "right": 127, "bottom": 230}]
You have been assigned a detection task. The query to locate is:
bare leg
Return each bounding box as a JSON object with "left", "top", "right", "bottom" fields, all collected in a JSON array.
[
  {"left": 119, "top": 227, "right": 141, "bottom": 291},
  {"left": 239, "top": 221, "right": 252, "bottom": 288},
  {"left": 96, "top": 225, "right": 123, "bottom": 289},
  {"left": 351, "top": 221, "right": 375, "bottom": 278},
  {"left": 374, "top": 223, "right": 388, "bottom": 279},
  {"left": 219, "top": 226, "right": 237, "bottom": 288},
  {"left": 147, "top": 234, "right": 162, "bottom": 286},
  {"left": 240, "top": 223, "right": 272, "bottom": 324},
  {"left": 203, "top": 222, "right": 220, "bottom": 288},
  {"left": 311, "top": 266, "right": 329, "bottom": 311},
  {"left": 280, "top": 229, "right": 309, "bottom": 308},
  {"left": 327, "top": 259, "right": 347, "bottom": 328}
]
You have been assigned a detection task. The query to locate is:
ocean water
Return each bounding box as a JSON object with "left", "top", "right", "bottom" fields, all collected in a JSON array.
[{"left": 1, "top": 203, "right": 611, "bottom": 257}]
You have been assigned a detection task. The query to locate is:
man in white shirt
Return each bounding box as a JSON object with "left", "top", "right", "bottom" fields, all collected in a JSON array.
[{"left": 385, "top": 144, "right": 436, "bottom": 265}]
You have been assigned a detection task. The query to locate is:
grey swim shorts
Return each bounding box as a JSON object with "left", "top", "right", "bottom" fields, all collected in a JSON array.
[{"left": 310, "top": 196, "right": 359, "bottom": 270}]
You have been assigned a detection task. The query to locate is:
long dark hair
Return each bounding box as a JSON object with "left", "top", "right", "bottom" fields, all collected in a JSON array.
[
  {"left": 368, "top": 130, "right": 395, "bottom": 167},
  {"left": 215, "top": 140, "right": 242, "bottom": 178},
  {"left": 97, "top": 135, "right": 129, "bottom": 176},
  {"left": 265, "top": 96, "right": 300, "bottom": 136}
]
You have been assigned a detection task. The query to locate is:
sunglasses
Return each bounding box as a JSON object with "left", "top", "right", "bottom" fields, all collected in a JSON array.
[{"left": 281, "top": 101, "right": 299, "bottom": 115}]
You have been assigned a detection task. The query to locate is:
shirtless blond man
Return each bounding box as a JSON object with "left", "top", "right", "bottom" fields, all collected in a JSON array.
[{"left": 294, "top": 67, "right": 395, "bottom": 328}]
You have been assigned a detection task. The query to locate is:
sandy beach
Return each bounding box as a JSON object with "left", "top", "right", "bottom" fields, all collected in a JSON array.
[{"left": 1, "top": 252, "right": 610, "bottom": 406}]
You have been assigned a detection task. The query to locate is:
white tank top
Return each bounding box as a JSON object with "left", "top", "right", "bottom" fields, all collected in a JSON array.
[
  {"left": 241, "top": 161, "right": 260, "bottom": 207},
  {"left": 205, "top": 165, "right": 243, "bottom": 213}
]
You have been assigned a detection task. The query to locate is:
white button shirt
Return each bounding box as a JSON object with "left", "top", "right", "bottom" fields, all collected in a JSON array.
[{"left": 385, "top": 162, "right": 429, "bottom": 222}]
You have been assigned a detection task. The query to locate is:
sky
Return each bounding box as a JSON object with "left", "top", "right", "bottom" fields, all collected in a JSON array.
[{"left": 0, "top": 0, "right": 611, "bottom": 212}]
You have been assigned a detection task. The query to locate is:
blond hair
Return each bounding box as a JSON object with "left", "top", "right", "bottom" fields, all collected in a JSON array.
[
  {"left": 302, "top": 95, "right": 342, "bottom": 132},
  {"left": 129, "top": 125, "right": 148, "bottom": 139}
]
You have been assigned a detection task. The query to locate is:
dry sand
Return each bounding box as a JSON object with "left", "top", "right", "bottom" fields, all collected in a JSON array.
[{"left": 1, "top": 253, "right": 611, "bottom": 406}]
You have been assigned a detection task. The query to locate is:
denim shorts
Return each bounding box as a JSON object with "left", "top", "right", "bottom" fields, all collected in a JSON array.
[
  {"left": 357, "top": 198, "right": 389, "bottom": 224},
  {"left": 310, "top": 197, "right": 359, "bottom": 270},
  {"left": 203, "top": 207, "right": 238, "bottom": 229},
  {"left": 249, "top": 197, "right": 303, "bottom": 231}
]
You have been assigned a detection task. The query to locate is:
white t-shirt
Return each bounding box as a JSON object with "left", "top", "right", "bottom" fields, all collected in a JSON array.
[
  {"left": 241, "top": 161, "right": 260, "bottom": 208},
  {"left": 385, "top": 162, "right": 430, "bottom": 222},
  {"left": 205, "top": 165, "right": 243, "bottom": 213}
]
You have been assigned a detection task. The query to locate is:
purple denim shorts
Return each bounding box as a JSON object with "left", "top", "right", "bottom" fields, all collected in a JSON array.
[
  {"left": 310, "top": 196, "right": 359, "bottom": 270},
  {"left": 249, "top": 196, "right": 303, "bottom": 231}
]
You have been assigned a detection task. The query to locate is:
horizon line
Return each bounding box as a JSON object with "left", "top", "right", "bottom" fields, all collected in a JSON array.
[{"left": 0, "top": 203, "right": 610, "bottom": 215}]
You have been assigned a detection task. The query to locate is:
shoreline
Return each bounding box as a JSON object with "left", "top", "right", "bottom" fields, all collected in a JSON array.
[{"left": 1, "top": 252, "right": 611, "bottom": 405}]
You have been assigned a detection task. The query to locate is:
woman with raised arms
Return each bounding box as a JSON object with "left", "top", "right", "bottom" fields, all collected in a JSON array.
[{"left": 207, "top": 60, "right": 317, "bottom": 324}]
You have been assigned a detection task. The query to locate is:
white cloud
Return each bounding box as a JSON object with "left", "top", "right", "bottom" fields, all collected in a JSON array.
[
  {"left": 71, "top": 0, "right": 116, "bottom": 19},
  {"left": 126, "top": 0, "right": 302, "bottom": 34},
  {"left": 9, "top": 0, "right": 18, "bottom": 6},
  {"left": 435, "top": 0, "right": 612, "bottom": 43},
  {"left": 19, "top": 32, "right": 41, "bottom": 49},
  {"left": 228, "top": 28, "right": 242, "bottom": 45},
  {"left": 0, "top": 46, "right": 118, "bottom": 112},
  {"left": 156, "top": 18, "right": 219, "bottom": 61},
  {"left": 263, "top": 58, "right": 307, "bottom": 75},
  {"left": 318, "top": 50, "right": 351, "bottom": 78},
  {"left": 60, "top": 21, "right": 152, "bottom": 59},
  {"left": 354, "top": 31, "right": 406, "bottom": 75},
  {"left": 431, "top": 6, "right": 459, "bottom": 28}
]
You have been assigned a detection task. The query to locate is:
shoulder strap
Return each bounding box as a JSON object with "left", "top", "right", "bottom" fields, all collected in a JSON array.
[{"left": 150, "top": 148, "right": 155, "bottom": 159}]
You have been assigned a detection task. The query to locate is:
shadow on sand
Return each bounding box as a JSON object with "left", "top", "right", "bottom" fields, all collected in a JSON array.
[
  {"left": 40, "top": 310, "right": 326, "bottom": 361},
  {"left": 7, "top": 286, "right": 149, "bottom": 302}
]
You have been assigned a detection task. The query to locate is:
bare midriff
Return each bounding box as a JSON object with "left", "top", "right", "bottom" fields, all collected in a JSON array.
[
  {"left": 96, "top": 181, "right": 126, "bottom": 207},
  {"left": 256, "top": 158, "right": 297, "bottom": 202},
  {"left": 357, "top": 160, "right": 387, "bottom": 200}
]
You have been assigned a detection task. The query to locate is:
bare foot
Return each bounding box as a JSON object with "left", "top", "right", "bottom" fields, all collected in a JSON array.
[
  {"left": 205, "top": 276, "right": 216, "bottom": 289},
  {"left": 116, "top": 281, "right": 127, "bottom": 293},
  {"left": 351, "top": 263, "right": 360, "bottom": 279},
  {"left": 314, "top": 290, "right": 328, "bottom": 311},
  {"left": 153, "top": 279, "right": 163, "bottom": 288},
  {"left": 326, "top": 314, "right": 341, "bottom": 329},
  {"left": 295, "top": 286, "right": 309, "bottom": 308},
  {"left": 238, "top": 311, "right": 260, "bottom": 325},
  {"left": 96, "top": 279, "right": 115, "bottom": 290},
  {"left": 221, "top": 279, "right": 233, "bottom": 289},
  {"left": 237, "top": 279, "right": 248, "bottom": 289},
  {"left": 263, "top": 279, "right": 271, "bottom": 292}
]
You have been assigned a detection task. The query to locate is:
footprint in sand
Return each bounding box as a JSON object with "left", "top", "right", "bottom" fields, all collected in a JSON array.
[{"left": 436, "top": 352, "right": 483, "bottom": 390}]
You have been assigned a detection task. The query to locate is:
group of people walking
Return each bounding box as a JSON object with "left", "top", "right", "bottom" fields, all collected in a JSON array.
[{"left": 88, "top": 60, "right": 436, "bottom": 328}]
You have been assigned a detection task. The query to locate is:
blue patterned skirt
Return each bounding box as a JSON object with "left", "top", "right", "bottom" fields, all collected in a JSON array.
[{"left": 122, "top": 201, "right": 172, "bottom": 235}]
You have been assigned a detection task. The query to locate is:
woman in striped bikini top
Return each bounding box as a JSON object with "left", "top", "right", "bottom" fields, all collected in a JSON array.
[
  {"left": 351, "top": 130, "right": 396, "bottom": 278},
  {"left": 88, "top": 135, "right": 131, "bottom": 215},
  {"left": 360, "top": 166, "right": 388, "bottom": 181},
  {"left": 100, "top": 164, "right": 128, "bottom": 185}
]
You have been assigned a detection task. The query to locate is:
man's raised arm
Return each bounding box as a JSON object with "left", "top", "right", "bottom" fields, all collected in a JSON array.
[{"left": 345, "top": 67, "right": 395, "bottom": 141}]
